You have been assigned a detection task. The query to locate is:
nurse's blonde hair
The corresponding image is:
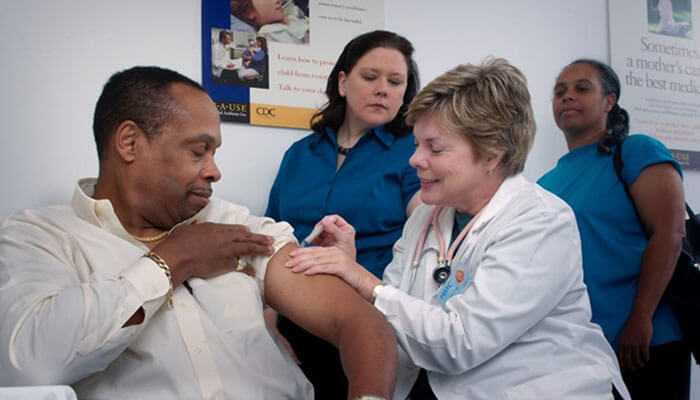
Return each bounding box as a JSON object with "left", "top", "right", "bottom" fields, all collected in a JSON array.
[{"left": 406, "top": 57, "right": 535, "bottom": 177}]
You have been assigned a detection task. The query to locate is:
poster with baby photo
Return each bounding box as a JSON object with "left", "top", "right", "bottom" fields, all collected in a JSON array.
[
  {"left": 202, "top": 0, "right": 384, "bottom": 128},
  {"left": 610, "top": 0, "right": 700, "bottom": 169},
  {"left": 230, "top": 0, "right": 310, "bottom": 45}
]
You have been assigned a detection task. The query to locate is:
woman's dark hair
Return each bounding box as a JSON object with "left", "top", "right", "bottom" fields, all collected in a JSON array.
[
  {"left": 568, "top": 58, "right": 629, "bottom": 153},
  {"left": 310, "top": 30, "right": 420, "bottom": 136}
]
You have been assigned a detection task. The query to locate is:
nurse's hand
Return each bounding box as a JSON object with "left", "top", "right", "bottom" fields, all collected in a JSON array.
[
  {"left": 286, "top": 246, "right": 380, "bottom": 302},
  {"left": 311, "top": 215, "right": 357, "bottom": 260},
  {"left": 617, "top": 312, "right": 653, "bottom": 371}
]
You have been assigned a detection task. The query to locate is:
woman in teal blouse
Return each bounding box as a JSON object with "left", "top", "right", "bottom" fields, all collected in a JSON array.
[
  {"left": 539, "top": 59, "right": 689, "bottom": 400},
  {"left": 265, "top": 30, "right": 421, "bottom": 399}
]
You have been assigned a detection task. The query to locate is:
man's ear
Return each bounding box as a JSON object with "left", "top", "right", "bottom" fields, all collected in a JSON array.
[{"left": 113, "top": 120, "right": 141, "bottom": 163}]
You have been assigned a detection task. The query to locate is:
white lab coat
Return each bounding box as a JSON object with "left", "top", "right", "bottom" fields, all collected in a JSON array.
[{"left": 373, "top": 174, "right": 630, "bottom": 400}]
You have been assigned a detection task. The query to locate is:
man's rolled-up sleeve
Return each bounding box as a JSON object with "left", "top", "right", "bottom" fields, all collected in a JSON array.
[{"left": 224, "top": 204, "right": 297, "bottom": 282}]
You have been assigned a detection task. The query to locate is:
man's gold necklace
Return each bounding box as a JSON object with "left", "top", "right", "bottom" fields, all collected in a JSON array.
[{"left": 131, "top": 230, "right": 170, "bottom": 243}]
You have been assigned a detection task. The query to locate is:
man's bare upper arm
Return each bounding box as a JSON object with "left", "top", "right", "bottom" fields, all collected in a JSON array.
[
  {"left": 264, "top": 243, "right": 375, "bottom": 346},
  {"left": 264, "top": 243, "right": 398, "bottom": 397}
]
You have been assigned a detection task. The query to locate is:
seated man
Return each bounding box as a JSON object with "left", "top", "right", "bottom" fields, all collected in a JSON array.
[{"left": 0, "top": 66, "right": 397, "bottom": 399}]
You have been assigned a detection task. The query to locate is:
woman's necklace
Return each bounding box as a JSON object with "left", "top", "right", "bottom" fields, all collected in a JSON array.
[
  {"left": 337, "top": 128, "right": 364, "bottom": 155},
  {"left": 337, "top": 145, "right": 352, "bottom": 155}
]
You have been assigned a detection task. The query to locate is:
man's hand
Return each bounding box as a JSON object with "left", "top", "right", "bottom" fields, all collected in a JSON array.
[{"left": 152, "top": 222, "right": 274, "bottom": 287}]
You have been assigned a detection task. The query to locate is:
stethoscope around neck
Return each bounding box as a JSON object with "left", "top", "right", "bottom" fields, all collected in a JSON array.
[{"left": 410, "top": 206, "right": 481, "bottom": 285}]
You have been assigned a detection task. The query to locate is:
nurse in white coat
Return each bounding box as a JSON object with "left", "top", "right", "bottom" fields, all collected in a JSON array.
[{"left": 286, "top": 58, "right": 630, "bottom": 400}]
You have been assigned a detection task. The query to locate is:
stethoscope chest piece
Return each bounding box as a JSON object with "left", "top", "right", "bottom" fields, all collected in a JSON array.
[
  {"left": 412, "top": 206, "right": 480, "bottom": 287},
  {"left": 433, "top": 263, "right": 451, "bottom": 284}
]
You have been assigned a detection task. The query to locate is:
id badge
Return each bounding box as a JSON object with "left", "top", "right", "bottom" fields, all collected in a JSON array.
[{"left": 436, "top": 259, "right": 473, "bottom": 307}]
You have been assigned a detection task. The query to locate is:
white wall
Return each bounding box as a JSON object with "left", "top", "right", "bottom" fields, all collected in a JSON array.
[
  {"left": 1, "top": 0, "right": 698, "bottom": 395},
  {"left": 2, "top": 1, "right": 699, "bottom": 215}
]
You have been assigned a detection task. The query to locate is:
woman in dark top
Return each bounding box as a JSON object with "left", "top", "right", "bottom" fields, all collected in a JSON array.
[{"left": 265, "top": 30, "right": 421, "bottom": 399}]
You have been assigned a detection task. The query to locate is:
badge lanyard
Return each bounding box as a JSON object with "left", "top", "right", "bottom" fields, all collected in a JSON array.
[{"left": 410, "top": 206, "right": 481, "bottom": 284}]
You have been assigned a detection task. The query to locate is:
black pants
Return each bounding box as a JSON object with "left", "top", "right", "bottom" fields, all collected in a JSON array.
[
  {"left": 407, "top": 369, "right": 437, "bottom": 399},
  {"left": 621, "top": 341, "right": 690, "bottom": 400},
  {"left": 408, "top": 360, "right": 690, "bottom": 400}
]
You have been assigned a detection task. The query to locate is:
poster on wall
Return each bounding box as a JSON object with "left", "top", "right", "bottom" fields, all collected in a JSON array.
[
  {"left": 201, "top": 0, "right": 384, "bottom": 129},
  {"left": 610, "top": 0, "right": 700, "bottom": 169}
]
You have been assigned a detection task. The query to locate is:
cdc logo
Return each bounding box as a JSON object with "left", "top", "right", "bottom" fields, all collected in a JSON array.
[{"left": 256, "top": 107, "right": 276, "bottom": 117}]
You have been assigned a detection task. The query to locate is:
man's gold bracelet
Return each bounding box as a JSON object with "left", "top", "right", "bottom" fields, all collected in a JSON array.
[{"left": 145, "top": 251, "right": 174, "bottom": 307}]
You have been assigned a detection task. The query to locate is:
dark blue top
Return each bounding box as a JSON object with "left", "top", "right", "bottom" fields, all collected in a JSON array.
[
  {"left": 538, "top": 134, "right": 683, "bottom": 348},
  {"left": 266, "top": 126, "right": 420, "bottom": 277}
]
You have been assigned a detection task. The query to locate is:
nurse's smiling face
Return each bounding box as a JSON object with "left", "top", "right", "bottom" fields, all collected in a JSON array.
[{"left": 409, "top": 113, "right": 494, "bottom": 213}]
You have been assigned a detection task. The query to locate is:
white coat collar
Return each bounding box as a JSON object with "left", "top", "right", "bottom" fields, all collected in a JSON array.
[
  {"left": 420, "top": 174, "right": 529, "bottom": 251},
  {"left": 468, "top": 173, "right": 528, "bottom": 234}
]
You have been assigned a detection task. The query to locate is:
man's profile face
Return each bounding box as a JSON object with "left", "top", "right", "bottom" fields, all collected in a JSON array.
[{"left": 133, "top": 83, "right": 223, "bottom": 227}]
